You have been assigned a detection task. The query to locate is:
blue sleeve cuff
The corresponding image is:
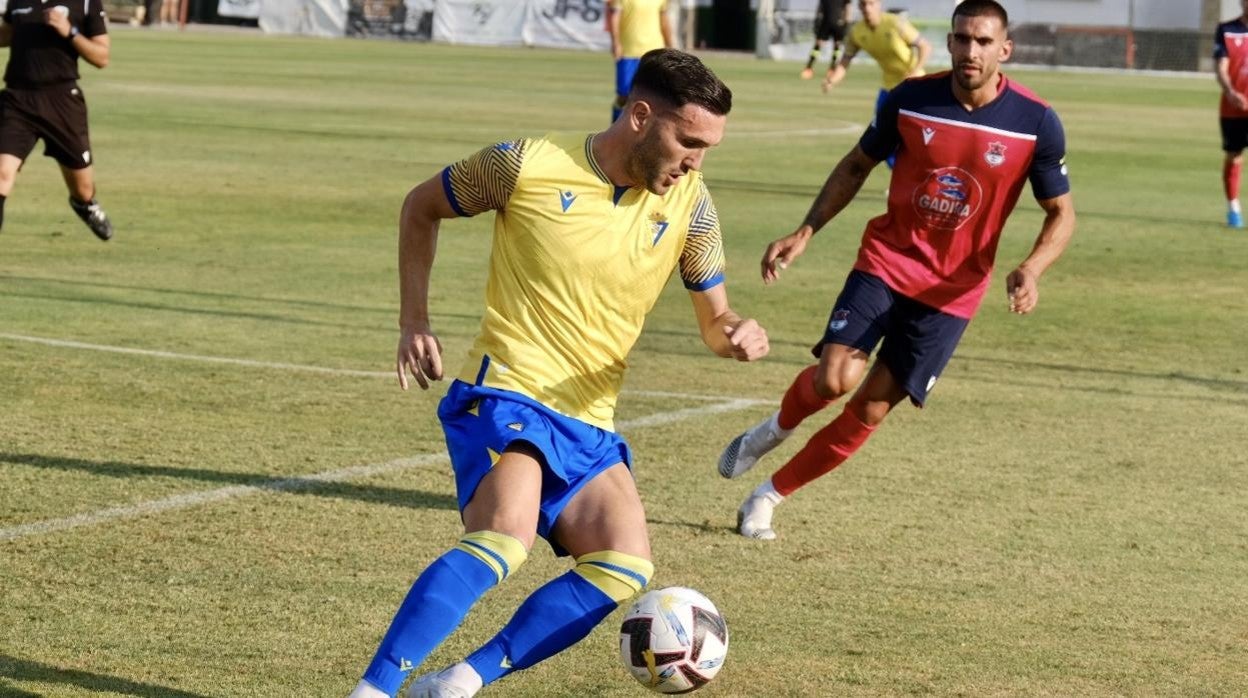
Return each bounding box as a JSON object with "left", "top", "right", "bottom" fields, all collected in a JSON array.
[
  {"left": 684, "top": 272, "right": 724, "bottom": 292},
  {"left": 441, "top": 166, "right": 468, "bottom": 217}
]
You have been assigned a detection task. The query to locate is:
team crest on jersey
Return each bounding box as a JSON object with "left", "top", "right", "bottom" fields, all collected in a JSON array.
[
  {"left": 912, "top": 166, "right": 983, "bottom": 231},
  {"left": 649, "top": 211, "right": 670, "bottom": 246},
  {"left": 829, "top": 309, "right": 850, "bottom": 332},
  {"left": 984, "top": 141, "right": 1007, "bottom": 167}
]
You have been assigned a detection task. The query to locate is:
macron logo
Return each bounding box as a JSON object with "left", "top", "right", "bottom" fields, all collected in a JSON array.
[
  {"left": 559, "top": 190, "right": 577, "bottom": 212},
  {"left": 399, "top": 658, "right": 415, "bottom": 673},
  {"left": 922, "top": 127, "right": 936, "bottom": 145}
]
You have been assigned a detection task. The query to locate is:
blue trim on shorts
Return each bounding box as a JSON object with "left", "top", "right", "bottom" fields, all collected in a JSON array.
[
  {"left": 473, "top": 354, "right": 491, "bottom": 386},
  {"left": 438, "top": 380, "right": 633, "bottom": 557}
]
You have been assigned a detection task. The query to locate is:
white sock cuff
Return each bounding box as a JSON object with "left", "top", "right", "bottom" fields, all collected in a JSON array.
[
  {"left": 754, "top": 479, "right": 784, "bottom": 505},
  {"left": 769, "top": 411, "right": 793, "bottom": 437},
  {"left": 438, "top": 663, "right": 484, "bottom": 695}
]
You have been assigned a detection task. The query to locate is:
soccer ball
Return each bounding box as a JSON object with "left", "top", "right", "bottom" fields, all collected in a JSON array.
[{"left": 619, "top": 586, "right": 729, "bottom": 693}]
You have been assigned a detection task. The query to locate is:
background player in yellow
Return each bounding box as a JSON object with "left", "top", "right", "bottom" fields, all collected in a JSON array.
[
  {"left": 607, "top": 0, "right": 672, "bottom": 122},
  {"left": 822, "top": 0, "right": 931, "bottom": 166},
  {"left": 348, "top": 49, "right": 769, "bottom": 698}
]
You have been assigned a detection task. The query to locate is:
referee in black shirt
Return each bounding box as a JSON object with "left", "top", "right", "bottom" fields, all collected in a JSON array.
[{"left": 0, "top": 0, "right": 113, "bottom": 240}]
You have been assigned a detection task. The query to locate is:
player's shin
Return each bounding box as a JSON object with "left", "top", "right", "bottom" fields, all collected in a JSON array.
[
  {"left": 1224, "top": 159, "right": 1241, "bottom": 204},
  {"left": 465, "top": 551, "right": 653, "bottom": 685},
  {"left": 360, "top": 531, "right": 527, "bottom": 695},
  {"left": 778, "top": 364, "right": 835, "bottom": 430},
  {"left": 771, "top": 406, "right": 876, "bottom": 496}
]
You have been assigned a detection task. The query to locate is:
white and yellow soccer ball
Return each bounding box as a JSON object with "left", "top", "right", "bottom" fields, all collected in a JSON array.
[{"left": 619, "top": 587, "right": 729, "bottom": 693}]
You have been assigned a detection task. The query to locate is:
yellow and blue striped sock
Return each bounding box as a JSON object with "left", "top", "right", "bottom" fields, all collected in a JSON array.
[
  {"left": 361, "top": 531, "right": 526, "bottom": 695},
  {"left": 466, "top": 550, "right": 653, "bottom": 685}
]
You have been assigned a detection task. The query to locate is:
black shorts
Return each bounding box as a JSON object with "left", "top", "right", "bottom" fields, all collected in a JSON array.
[
  {"left": 813, "top": 270, "right": 969, "bottom": 407},
  {"left": 0, "top": 84, "right": 93, "bottom": 169},
  {"left": 1221, "top": 117, "right": 1248, "bottom": 153},
  {"left": 815, "top": 18, "right": 848, "bottom": 42}
]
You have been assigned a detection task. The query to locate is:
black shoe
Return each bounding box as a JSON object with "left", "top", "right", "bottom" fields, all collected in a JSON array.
[{"left": 69, "top": 196, "right": 114, "bottom": 241}]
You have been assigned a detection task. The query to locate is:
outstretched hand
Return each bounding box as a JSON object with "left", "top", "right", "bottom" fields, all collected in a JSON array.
[
  {"left": 722, "top": 319, "right": 769, "bottom": 362},
  {"left": 396, "top": 325, "right": 444, "bottom": 390},
  {"left": 1005, "top": 265, "right": 1039, "bottom": 315},
  {"left": 761, "top": 229, "right": 812, "bottom": 284}
]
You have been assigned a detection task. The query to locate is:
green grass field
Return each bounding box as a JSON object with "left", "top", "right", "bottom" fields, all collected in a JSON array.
[{"left": 2, "top": 29, "right": 1246, "bottom": 698}]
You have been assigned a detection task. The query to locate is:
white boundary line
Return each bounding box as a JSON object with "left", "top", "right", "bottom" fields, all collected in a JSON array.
[
  {"left": 0, "top": 398, "right": 769, "bottom": 543},
  {"left": 0, "top": 333, "right": 748, "bottom": 402},
  {"left": 0, "top": 333, "right": 772, "bottom": 542}
]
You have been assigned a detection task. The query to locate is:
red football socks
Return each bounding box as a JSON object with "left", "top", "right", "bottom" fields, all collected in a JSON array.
[
  {"left": 1224, "top": 159, "right": 1240, "bottom": 202},
  {"left": 777, "top": 364, "right": 834, "bottom": 431},
  {"left": 771, "top": 407, "right": 876, "bottom": 497}
]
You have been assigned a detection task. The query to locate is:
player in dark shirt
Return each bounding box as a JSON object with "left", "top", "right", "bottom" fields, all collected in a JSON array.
[
  {"left": 0, "top": 0, "right": 113, "bottom": 240},
  {"left": 801, "top": 0, "right": 852, "bottom": 81}
]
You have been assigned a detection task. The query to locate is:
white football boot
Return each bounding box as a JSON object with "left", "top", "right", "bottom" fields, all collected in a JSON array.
[
  {"left": 718, "top": 412, "right": 791, "bottom": 479},
  {"left": 406, "top": 664, "right": 481, "bottom": 698},
  {"left": 736, "top": 483, "right": 784, "bottom": 541}
]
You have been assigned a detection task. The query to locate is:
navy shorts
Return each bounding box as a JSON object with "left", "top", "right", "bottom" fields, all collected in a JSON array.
[
  {"left": 814, "top": 270, "right": 969, "bottom": 406},
  {"left": 438, "top": 379, "right": 633, "bottom": 556},
  {"left": 1221, "top": 117, "right": 1248, "bottom": 153}
]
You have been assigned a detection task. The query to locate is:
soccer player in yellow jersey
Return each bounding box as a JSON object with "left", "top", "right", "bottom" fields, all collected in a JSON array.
[
  {"left": 607, "top": 0, "right": 672, "bottom": 122},
  {"left": 348, "top": 49, "right": 768, "bottom": 698},
  {"left": 822, "top": 0, "right": 931, "bottom": 166}
]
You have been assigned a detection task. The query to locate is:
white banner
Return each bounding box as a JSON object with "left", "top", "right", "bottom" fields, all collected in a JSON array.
[
  {"left": 523, "top": 0, "right": 611, "bottom": 50},
  {"left": 259, "top": 0, "right": 348, "bottom": 36},
  {"left": 433, "top": 0, "right": 527, "bottom": 46},
  {"left": 218, "top": 0, "right": 260, "bottom": 19}
]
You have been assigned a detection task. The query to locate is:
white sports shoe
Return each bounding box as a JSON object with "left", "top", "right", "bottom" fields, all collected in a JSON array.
[
  {"left": 736, "top": 491, "right": 780, "bottom": 541},
  {"left": 406, "top": 666, "right": 479, "bottom": 698},
  {"left": 718, "top": 412, "right": 790, "bottom": 479}
]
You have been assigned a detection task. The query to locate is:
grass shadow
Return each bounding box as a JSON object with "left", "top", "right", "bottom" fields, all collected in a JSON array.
[
  {"left": 1, "top": 452, "right": 456, "bottom": 512},
  {"left": 0, "top": 654, "right": 213, "bottom": 698}
]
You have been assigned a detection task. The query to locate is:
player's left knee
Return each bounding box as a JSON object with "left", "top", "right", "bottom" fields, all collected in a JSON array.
[{"left": 573, "top": 550, "right": 654, "bottom": 603}]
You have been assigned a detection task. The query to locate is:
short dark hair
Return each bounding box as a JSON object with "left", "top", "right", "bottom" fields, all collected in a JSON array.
[
  {"left": 952, "top": 0, "right": 1009, "bottom": 29},
  {"left": 630, "top": 48, "right": 733, "bottom": 116}
]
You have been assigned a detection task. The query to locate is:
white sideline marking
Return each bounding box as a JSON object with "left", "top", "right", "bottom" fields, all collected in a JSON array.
[
  {"left": 0, "top": 333, "right": 750, "bottom": 403},
  {"left": 0, "top": 331, "right": 774, "bottom": 542},
  {"left": 0, "top": 454, "right": 445, "bottom": 542},
  {"left": 0, "top": 398, "right": 769, "bottom": 542}
]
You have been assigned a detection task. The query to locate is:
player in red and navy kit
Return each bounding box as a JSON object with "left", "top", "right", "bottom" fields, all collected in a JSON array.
[
  {"left": 717, "top": 0, "right": 1077, "bottom": 540},
  {"left": 1214, "top": 2, "right": 1248, "bottom": 228}
]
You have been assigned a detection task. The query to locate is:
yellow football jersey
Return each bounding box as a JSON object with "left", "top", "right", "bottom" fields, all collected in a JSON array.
[
  {"left": 610, "top": 0, "right": 667, "bottom": 58},
  {"left": 849, "top": 13, "right": 924, "bottom": 89},
  {"left": 441, "top": 132, "right": 724, "bottom": 431}
]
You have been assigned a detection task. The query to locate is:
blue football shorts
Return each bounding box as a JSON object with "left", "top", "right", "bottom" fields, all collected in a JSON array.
[
  {"left": 437, "top": 379, "right": 633, "bottom": 556},
  {"left": 814, "top": 270, "right": 969, "bottom": 407},
  {"left": 616, "top": 57, "right": 642, "bottom": 99}
]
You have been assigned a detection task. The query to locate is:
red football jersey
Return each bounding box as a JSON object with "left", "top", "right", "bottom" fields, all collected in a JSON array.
[
  {"left": 1215, "top": 18, "right": 1248, "bottom": 118},
  {"left": 855, "top": 73, "right": 1070, "bottom": 319}
]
